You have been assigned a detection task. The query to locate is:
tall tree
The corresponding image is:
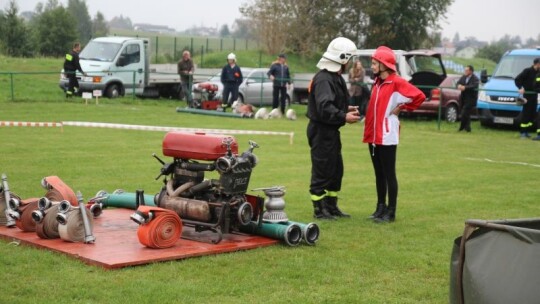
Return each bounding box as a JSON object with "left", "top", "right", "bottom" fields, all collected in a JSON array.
[
  {"left": 219, "top": 24, "right": 230, "bottom": 37},
  {"left": 33, "top": 4, "right": 77, "bottom": 56},
  {"left": 109, "top": 15, "right": 132, "bottom": 30},
  {"left": 67, "top": 0, "right": 92, "bottom": 43},
  {"left": 0, "top": 0, "right": 32, "bottom": 57},
  {"left": 92, "top": 11, "right": 108, "bottom": 37}
]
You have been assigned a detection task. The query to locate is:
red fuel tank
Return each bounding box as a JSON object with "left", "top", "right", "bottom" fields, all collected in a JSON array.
[{"left": 162, "top": 132, "right": 238, "bottom": 161}]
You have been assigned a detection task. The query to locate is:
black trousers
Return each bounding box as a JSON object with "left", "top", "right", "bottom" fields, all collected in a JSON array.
[
  {"left": 307, "top": 122, "right": 343, "bottom": 197},
  {"left": 368, "top": 144, "right": 398, "bottom": 209},
  {"left": 459, "top": 102, "right": 475, "bottom": 131},
  {"left": 272, "top": 86, "right": 287, "bottom": 114},
  {"left": 520, "top": 95, "right": 538, "bottom": 133},
  {"left": 222, "top": 83, "right": 239, "bottom": 106},
  {"left": 66, "top": 71, "right": 79, "bottom": 94}
]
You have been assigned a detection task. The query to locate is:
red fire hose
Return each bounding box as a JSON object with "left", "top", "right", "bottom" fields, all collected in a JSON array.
[
  {"left": 15, "top": 198, "right": 40, "bottom": 232},
  {"left": 42, "top": 176, "right": 78, "bottom": 206},
  {"left": 135, "top": 206, "right": 182, "bottom": 249},
  {"left": 35, "top": 204, "right": 61, "bottom": 239}
]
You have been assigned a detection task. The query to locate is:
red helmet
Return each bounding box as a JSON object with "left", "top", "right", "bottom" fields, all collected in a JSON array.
[{"left": 372, "top": 46, "right": 396, "bottom": 72}]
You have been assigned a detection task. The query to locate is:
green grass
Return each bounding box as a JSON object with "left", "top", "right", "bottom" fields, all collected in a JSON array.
[{"left": 0, "top": 97, "right": 539, "bottom": 303}]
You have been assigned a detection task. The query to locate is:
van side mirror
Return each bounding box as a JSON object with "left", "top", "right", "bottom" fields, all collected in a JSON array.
[
  {"left": 480, "top": 69, "right": 488, "bottom": 84},
  {"left": 117, "top": 56, "right": 127, "bottom": 67}
]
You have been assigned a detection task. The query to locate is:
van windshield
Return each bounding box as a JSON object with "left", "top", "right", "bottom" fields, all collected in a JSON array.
[
  {"left": 492, "top": 55, "right": 537, "bottom": 79},
  {"left": 80, "top": 42, "right": 122, "bottom": 62}
]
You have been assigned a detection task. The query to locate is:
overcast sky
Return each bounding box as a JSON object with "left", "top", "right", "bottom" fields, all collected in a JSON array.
[{"left": 4, "top": 0, "right": 540, "bottom": 42}]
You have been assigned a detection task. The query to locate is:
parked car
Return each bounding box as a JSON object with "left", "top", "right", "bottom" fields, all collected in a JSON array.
[
  {"left": 412, "top": 74, "right": 463, "bottom": 122},
  {"left": 192, "top": 68, "right": 293, "bottom": 107}
]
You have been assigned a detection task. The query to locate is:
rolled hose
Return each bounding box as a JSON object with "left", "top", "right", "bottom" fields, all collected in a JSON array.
[
  {"left": 282, "top": 221, "right": 320, "bottom": 245},
  {"left": 239, "top": 221, "right": 302, "bottom": 246},
  {"left": 15, "top": 198, "right": 40, "bottom": 232},
  {"left": 42, "top": 176, "right": 78, "bottom": 206},
  {"left": 134, "top": 206, "right": 183, "bottom": 249},
  {"left": 35, "top": 203, "right": 61, "bottom": 239},
  {"left": 96, "top": 191, "right": 157, "bottom": 209},
  {"left": 176, "top": 107, "right": 251, "bottom": 119},
  {"left": 57, "top": 207, "right": 94, "bottom": 242},
  {"left": 0, "top": 191, "right": 21, "bottom": 227}
]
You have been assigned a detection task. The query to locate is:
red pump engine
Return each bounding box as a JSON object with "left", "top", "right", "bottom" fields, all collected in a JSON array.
[{"left": 153, "top": 132, "right": 261, "bottom": 243}]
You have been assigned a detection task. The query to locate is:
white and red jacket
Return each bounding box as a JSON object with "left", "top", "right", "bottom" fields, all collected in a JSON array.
[{"left": 363, "top": 74, "right": 425, "bottom": 145}]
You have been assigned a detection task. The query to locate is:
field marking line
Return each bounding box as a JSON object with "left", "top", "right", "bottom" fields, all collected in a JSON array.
[{"left": 464, "top": 157, "right": 540, "bottom": 168}]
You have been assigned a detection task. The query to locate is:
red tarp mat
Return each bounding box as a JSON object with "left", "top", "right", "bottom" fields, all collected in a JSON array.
[{"left": 0, "top": 208, "right": 278, "bottom": 269}]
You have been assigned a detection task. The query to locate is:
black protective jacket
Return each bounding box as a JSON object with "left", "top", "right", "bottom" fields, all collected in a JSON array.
[
  {"left": 306, "top": 70, "right": 348, "bottom": 127},
  {"left": 457, "top": 73, "right": 479, "bottom": 106},
  {"left": 515, "top": 66, "right": 540, "bottom": 97},
  {"left": 63, "top": 50, "right": 83, "bottom": 73},
  {"left": 267, "top": 63, "right": 291, "bottom": 87}
]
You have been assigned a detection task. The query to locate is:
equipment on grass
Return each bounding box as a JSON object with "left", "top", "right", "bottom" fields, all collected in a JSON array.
[
  {"left": 1, "top": 174, "right": 19, "bottom": 227},
  {"left": 284, "top": 221, "right": 320, "bottom": 245},
  {"left": 252, "top": 186, "right": 288, "bottom": 223},
  {"left": 192, "top": 82, "right": 220, "bottom": 110},
  {"left": 14, "top": 199, "right": 40, "bottom": 232},
  {"left": 239, "top": 221, "right": 302, "bottom": 246},
  {"left": 131, "top": 205, "right": 183, "bottom": 249},
  {"left": 33, "top": 198, "right": 61, "bottom": 239},
  {"left": 150, "top": 132, "right": 263, "bottom": 244},
  {"left": 87, "top": 189, "right": 157, "bottom": 217}
]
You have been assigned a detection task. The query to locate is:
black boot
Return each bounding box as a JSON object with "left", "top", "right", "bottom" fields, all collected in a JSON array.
[
  {"left": 374, "top": 207, "right": 395, "bottom": 223},
  {"left": 312, "top": 200, "right": 335, "bottom": 220},
  {"left": 367, "top": 203, "right": 386, "bottom": 219},
  {"left": 325, "top": 197, "right": 351, "bottom": 218}
]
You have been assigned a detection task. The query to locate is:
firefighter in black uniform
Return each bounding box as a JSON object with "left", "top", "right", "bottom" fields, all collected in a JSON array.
[
  {"left": 64, "top": 42, "right": 86, "bottom": 97},
  {"left": 307, "top": 37, "right": 361, "bottom": 220},
  {"left": 515, "top": 58, "right": 540, "bottom": 139}
]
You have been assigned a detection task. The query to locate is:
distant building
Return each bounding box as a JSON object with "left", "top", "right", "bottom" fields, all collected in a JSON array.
[
  {"left": 455, "top": 47, "right": 478, "bottom": 59},
  {"left": 133, "top": 23, "right": 176, "bottom": 34},
  {"left": 433, "top": 46, "right": 456, "bottom": 56}
]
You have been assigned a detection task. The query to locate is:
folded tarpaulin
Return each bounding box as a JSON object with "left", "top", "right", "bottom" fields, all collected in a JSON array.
[{"left": 450, "top": 218, "right": 540, "bottom": 304}]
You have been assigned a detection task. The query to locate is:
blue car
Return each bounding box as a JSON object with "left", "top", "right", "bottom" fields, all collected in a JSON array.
[{"left": 477, "top": 48, "right": 540, "bottom": 127}]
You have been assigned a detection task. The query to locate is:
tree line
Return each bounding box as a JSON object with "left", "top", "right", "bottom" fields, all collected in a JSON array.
[
  {"left": 0, "top": 0, "right": 108, "bottom": 57},
  {"left": 239, "top": 0, "right": 453, "bottom": 56}
]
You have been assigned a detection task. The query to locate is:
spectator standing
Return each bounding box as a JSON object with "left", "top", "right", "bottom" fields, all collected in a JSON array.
[
  {"left": 348, "top": 60, "right": 367, "bottom": 115},
  {"left": 177, "top": 50, "right": 195, "bottom": 107},
  {"left": 363, "top": 46, "right": 425, "bottom": 223},
  {"left": 267, "top": 54, "right": 291, "bottom": 115},
  {"left": 221, "top": 53, "right": 243, "bottom": 108},
  {"left": 307, "top": 37, "right": 361, "bottom": 220},
  {"left": 457, "top": 65, "right": 479, "bottom": 132},
  {"left": 514, "top": 58, "right": 540, "bottom": 139},
  {"left": 63, "top": 42, "right": 86, "bottom": 97}
]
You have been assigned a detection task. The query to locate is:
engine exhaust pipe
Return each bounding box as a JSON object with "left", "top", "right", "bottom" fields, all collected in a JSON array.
[
  {"left": 159, "top": 196, "right": 211, "bottom": 222},
  {"left": 239, "top": 221, "right": 302, "bottom": 246}
]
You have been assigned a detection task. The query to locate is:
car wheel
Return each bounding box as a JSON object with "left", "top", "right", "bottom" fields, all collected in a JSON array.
[
  {"left": 445, "top": 104, "right": 458, "bottom": 123},
  {"left": 106, "top": 84, "right": 122, "bottom": 98}
]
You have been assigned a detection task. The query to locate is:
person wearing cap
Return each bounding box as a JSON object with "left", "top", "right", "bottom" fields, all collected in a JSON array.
[
  {"left": 363, "top": 46, "right": 425, "bottom": 223},
  {"left": 221, "top": 53, "right": 243, "bottom": 108},
  {"left": 307, "top": 37, "right": 361, "bottom": 220},
  {"left": 267, "top": 54, "right": 291, "bottom": 115}
]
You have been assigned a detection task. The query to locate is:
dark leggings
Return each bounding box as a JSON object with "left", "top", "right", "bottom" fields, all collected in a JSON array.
[{"left": 368, "top": 144, "right": 398, "bottom": 209}]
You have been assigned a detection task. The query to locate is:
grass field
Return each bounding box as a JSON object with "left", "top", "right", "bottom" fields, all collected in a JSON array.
[{"left": 0, "top": 94, "right": 539, "bottom": 303}]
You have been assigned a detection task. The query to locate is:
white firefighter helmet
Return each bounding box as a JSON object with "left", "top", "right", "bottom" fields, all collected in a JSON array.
[
  {"left": 254, "top": 107, "right": 269, "bottom": 119},
  {"left": 268, "top": 108, "right": 283, "bottom": 119},
  {"left": 316, "top": 37, "right": 358, "bottom": 72},
  {"left": 227, "top": 53, "right": 236, "bottom": 61},
  {"left": 231, "top": 100, "right": 241, "bottom": 113},
  {"left": 285, "top": 109, "right": 297, "bottom": 120}
]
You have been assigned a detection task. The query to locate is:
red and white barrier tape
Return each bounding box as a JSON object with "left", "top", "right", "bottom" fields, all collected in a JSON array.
[
  {"left": 62, "top": 121, "right": 295, "bottom": 144},
  {"left": 0, "top": 121, "right": 294, "bottom": 144}
]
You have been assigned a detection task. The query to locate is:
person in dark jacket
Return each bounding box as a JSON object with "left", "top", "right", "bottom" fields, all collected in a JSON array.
[
  {"left": 267, "top": 54, "right": 291, "bottom": 115},
  {"left": 221, "top": 53, "right": 243, "bottom": 108},
  {"left": 457, "top": 65, "right": 479, "bottom": 132},
  {"left": 307, "top": 37, "right": 361, "bottom": 220},
  {"left": 63, "top": 42, "right": 86, "bottom": 97},
  {"left": 177, "top": 50, "right": 195, "bottom": 107},
  {"left": 515, "top": 58, "right": 540, "bottom": 139}
]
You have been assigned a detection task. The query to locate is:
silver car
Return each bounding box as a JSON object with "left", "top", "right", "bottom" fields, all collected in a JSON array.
[{"left": 193, "top": 68, "right": 293, "bottom": 107}]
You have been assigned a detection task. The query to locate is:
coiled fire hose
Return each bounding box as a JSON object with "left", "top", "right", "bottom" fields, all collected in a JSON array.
[
  {"left": 15, "top": 198, "right": 40, "bottom": 232},
  {"left": 56, "top": 200, "right": 94, "bottom": 242},
  {"left": 34, "top": 198, "right": 61, "bottom": 239},
  {"left": 41, "top": 176, "right": 78, "bottom": 206},
  {"left": 88, "top": 189, "right": 156, "bottom": 216},
  {"left": 0, "top": 190, "right": 21, "bottom": 227},
  {"left": 131, "top": 206, "right": 183, "bottom": 249}
]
